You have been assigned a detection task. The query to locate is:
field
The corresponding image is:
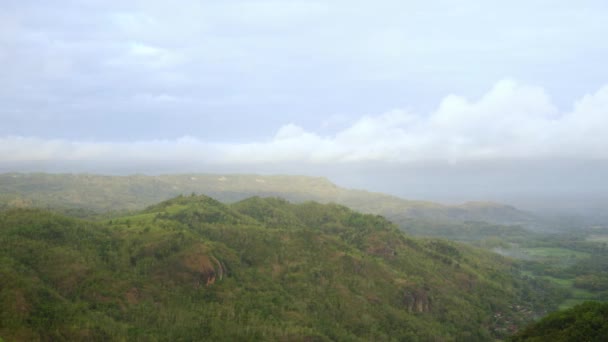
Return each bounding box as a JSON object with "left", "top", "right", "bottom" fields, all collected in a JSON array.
[
  {"left": 586, "top": 234, "right": 608, "bottom": 243},
  {"left": 522, "top": 247, "right": 590, "bottom": 260},
  {"left": 495, "top": 238, "right": 607, "bottom": 310}
]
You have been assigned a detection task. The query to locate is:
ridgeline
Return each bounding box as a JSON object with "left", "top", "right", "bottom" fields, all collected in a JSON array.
[{"left": 0, "top": 173, "right": 539, "bottom": 239}]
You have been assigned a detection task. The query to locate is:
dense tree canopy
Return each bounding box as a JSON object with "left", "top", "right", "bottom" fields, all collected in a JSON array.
[
  {"left": 0, "top": 196, "right": 560, "bottom": 341},
  {"left": 511, "top": 301, "right": 608, "bottom": 341}
]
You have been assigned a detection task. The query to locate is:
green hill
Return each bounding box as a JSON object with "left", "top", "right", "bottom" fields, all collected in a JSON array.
[
  {"left": 0, "top": 195, "right": 559, "bottom": 341},
  {"left": 0, "top": 173, "right": 538, "bottom": 238},
  {"left": 510, "top": 301, "right": 608, "bottom": 341}
]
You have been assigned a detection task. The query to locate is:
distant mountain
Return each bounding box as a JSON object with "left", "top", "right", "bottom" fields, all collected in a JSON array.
[
  {"left": 0, "top": 195, "right": 560, "bottom": 340},
  {"left": 0, "top": 173, "right": 539, "bottom": 236}
]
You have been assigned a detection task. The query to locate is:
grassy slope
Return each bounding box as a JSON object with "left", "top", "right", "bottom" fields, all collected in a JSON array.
[{"left": 0, "top": 196, "right": 559, "bottom": 341}]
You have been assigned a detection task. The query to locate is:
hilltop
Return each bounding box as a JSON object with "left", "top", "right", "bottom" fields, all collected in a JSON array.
[
  {"left": 0, "top": 173, "right": 538, "bottom": 236},
  {"left": 0, "top": 195, "right": 559, "bottom": 341}
]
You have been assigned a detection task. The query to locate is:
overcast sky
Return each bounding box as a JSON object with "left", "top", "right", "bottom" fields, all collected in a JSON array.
[{"left": 2, "top": 1, "right": 608, "bottom": 205}]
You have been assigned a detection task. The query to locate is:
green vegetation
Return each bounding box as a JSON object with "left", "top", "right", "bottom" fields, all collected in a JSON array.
[
  {"left": 492, "top": 230, "right": 608, "bottom": 310},
  {"left": 510, "top": 301, "right": 608, "bottom": 341},
  {"left": 4, "top": 172, "right": 608, "bottom": 339},
  {"left": 0, "top": 173, "right": 535, "bottom": 227},
  {"left": 586, "top": 234, "right": 608, "bottom": 243},
  {"left": 0, "top": 195, "right": 560, "bottom": 341}
]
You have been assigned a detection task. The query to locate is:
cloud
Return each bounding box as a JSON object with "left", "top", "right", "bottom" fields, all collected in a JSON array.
[
  {"left": 3, "top": 80, "right": 608, "bottom": 166},
  {"left": 3, "top": 0, "right": 608, "bottom": 143}
]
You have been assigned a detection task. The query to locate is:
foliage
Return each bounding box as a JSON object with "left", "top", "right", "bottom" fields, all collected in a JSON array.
[
  {"left": 0, "top": 173, "right": 535, "bottom": 227},
  {"left": 0, "top": 196, "right": 559, "bottom": 341},
  {"left": 510, "top": 301, "right": 608, "bottom": 341},
  {"left": 491, "top": 230, "right": 608, "bottom": 309}
]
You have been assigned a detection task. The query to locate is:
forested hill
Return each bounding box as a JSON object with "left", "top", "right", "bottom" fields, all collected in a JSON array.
[
  {"left": 0, "top": 195, "right": 559, "bottom": 341},
  {"left": 0, "top": 173, "right": 536, "bottom": 226},
  {"left": 511, "top": 301, "right": 608, "bottom": 341}
]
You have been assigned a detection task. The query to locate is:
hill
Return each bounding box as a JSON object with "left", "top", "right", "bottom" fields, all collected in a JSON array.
[
  {"left": 0, "top": 173, "right": 538, "bottom": 236},
  {"left": 0, "top": 195, "right": 560, "bottom": 341},
  {"left": 510, "top": 301, "right": 608, "bottom": 341}
]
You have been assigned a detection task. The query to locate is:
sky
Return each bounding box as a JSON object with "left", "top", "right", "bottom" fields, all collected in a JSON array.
[{"left": 2, "top": 0, "right": 608, "bottom": 208}]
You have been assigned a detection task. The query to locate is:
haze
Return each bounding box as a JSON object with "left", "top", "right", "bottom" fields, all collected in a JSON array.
[{"left": 2, "top": 0, "right": 608, "bottom": 213}]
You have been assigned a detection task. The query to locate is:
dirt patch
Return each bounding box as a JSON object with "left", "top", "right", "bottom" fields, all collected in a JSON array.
[{"left": 125, "top": 287, "right": 140, "bottom": 304}]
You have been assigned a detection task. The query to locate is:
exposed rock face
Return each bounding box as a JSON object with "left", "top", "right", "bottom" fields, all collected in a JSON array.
[
  {"left": 402, "top": 287, "right": 432, "bottom": 313},
  {"left": 179, "top": 251, "right": 226, "bottom": 288},
  {"left": 203, "top": 256, "right": 225, "bottom": 286}
]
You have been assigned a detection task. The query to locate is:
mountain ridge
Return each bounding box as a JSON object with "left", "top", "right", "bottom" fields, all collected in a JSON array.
[{"left": 0, "top": 172, "right": 537, "bottom": 227}]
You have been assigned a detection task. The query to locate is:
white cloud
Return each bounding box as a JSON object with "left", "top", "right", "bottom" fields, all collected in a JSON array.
[
  {"left": 2, "top": 80, "right": 608, "bottom": 165},
  {"left": 103, "top": 41, "right": 185, "bottom": 69}
]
